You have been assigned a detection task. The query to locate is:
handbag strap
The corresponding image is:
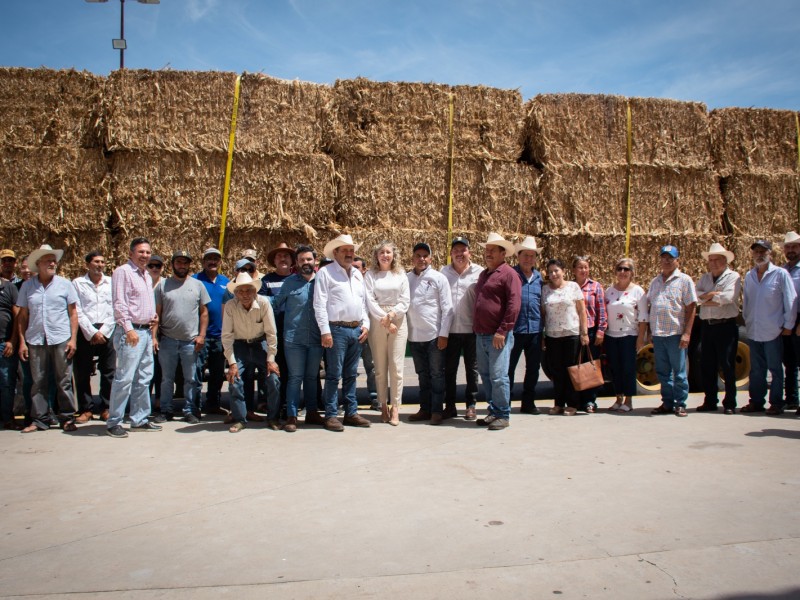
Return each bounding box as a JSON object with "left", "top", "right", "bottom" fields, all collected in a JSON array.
[{"left": 577, "top": 343, "right": 595, "bottom": 366}]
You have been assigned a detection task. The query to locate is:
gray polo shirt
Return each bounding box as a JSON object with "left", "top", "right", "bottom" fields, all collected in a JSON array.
[{"left": 155, "top": 276, "right": 211, "bottom": 341}]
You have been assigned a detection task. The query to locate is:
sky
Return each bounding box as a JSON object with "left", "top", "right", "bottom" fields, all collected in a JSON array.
[{"left": 1, "top": 0, "right": 798, "bottom": 110}]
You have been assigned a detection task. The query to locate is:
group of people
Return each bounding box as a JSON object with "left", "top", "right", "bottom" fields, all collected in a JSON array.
[{"left": 1, "top": 229, "right": 799, "bottom": 437}]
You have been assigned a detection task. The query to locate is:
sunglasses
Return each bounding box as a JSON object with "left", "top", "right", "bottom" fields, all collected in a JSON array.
[
  {"left": 147, "top": 264, "right": 163, "bottom": 269},
  {"left": 616, "top": 266, "right": 632, "bottom": 272}
]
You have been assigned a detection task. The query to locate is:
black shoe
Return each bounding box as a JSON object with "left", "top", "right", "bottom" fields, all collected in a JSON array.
[
  {"left": 520, "top": 404, "right": 540, "bottom": 415},
  {"left": 696, "top": 404, "right": 719, "bottom": 412},
  {"left": 130, "top": 422, "right": 162, "bottom": 432},
  {"left": 106, "top": 425, "right": 128, "bottom": 438},
  {"left": 785, "top": 402, "right": 799, "bottom": 410},
  {"left": 724, "top": 408, "right": 735, "bottom": 415},
  {"left": 184, "top": 414, "right": 200, "bottom": 424},
  {"left": 152, "top": 413, "right": 167, "bottom": 424}
]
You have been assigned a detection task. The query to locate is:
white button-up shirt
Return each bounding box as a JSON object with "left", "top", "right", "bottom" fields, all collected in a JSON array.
[
  {"left": 407, "top": 266, "right": 454, "bottom": 342},
  {"left": 313, "top": 261, "right": 369, "bottom": 336},
  {"left": 440, "top": 262, "right": 483, "bottom": 334},
  {"left": 73, "top": 273, "right": 115, "bottom": 341},
  {"left": 695, "top": 268, "right": 741, "bottom": 321}
]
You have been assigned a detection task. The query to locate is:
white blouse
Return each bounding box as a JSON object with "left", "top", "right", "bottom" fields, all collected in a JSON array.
[
  {"left": 604, "top": 283, "right": 649, "bottom": 338},
  {"left": 365, "top": 270, "right": 410, "bottom": 322},
  {"left": 542, "top": 281, "right": 583, "bottom": 338}
]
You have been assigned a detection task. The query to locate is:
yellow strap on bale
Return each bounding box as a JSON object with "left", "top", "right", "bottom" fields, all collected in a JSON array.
[
  {"left": 624, "top": 100, "right": 633, "bottom": 256},
  {"left": 446, "top": 92, "right": 455, "bottom": 264},
  {"left": 218, "top": 74, "right": 242, "bottom": 254}
]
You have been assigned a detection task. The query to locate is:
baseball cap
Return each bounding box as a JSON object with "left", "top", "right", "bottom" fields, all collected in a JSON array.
[
  {"left": 235, "top": 258, "right": 255, "bottom": 271},
  {"left": 750, "top": 239, "right": 773, "bottom": 251},
  {"left": 0, "top": 249, "right": 16, "bottom": 260},
  {"left": 659, "top": 245, "right": 679, "bottom": 258},
  {"left": 413, "top": 242, "right": 432, "bottom": 254},
  {"left": 202, "top": 247, "right": 222, "bottom": 259},
  {"left": 171, "top": 250, "right": 192, "bottom": 262}
]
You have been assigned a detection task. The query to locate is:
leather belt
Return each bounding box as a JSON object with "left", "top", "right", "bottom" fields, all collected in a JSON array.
[
  {"left": 704, "top": 317, "right": 736, "bottom": 326},
  {"left": 330, "top": 321, "right": 360, "bottom": 328},
  {"left": 235, "top": 334, "right": 265, "bottom": 344},
  {"left": 131, "top": 323, "right": 151, "bottom": 330}
]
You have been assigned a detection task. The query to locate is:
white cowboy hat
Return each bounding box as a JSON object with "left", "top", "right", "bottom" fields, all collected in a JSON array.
[
  {"left": 28, "top": 244, "right": 64, "bottom": 274},
  {"left": 701, "top": 242, "right": 735, "bottom": 263},
  {"left": 226, "top": 271, "right": 263, "bottom": 295},
  {"left": 323, "top": 234, "right": 361, "bottom": 259},
  {"left": 478, "top": 232, "right": 515, "bottom": 255},
  {"left": 514, "top": 235, "right": 540, "bottom": 256},
  {"left": 779, "top": 231, "right": 800, "bottom": 247}
]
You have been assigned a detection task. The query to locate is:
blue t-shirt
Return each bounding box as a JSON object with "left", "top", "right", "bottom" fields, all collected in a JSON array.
[{"left": 193, "top": 271, "right": 230, "bottom": 339}]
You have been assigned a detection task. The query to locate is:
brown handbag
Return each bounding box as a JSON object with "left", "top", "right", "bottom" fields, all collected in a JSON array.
[{"left": 568, "top": 344, "right": 604, "bottom": 391}]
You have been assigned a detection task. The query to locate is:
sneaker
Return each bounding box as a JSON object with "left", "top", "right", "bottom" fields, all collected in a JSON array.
[
  {"left": 487, "top": 418, "right": 509, "bottom": 430},
  {"left": 106, "top": 425, "right": 128, "bottom": 438},
  {"left": 476, "top": 415, "right": 497, "bottom": 427},
  {"left": 130, "top": 422, "right": 162, "bottom": 432},
  {"left": 184, "top": 414, "right": 200, "bottom": 424}
]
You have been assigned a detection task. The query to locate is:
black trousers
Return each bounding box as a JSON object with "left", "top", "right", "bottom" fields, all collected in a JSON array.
[
  {"left": 74, "top": 331, "right": 115, "bottom": 413},
  {"left": 545, "top": 335, "right": 580, "bottom": 408},
  {"left": 444, "top": 332, "right": 479, "bottom": 408},
  {"left": 700, "top": 319, "right": 738, "bottom": 409}
]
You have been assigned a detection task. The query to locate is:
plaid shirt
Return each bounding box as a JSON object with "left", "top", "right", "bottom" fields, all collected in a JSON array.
[
  {"left": 646, "top": 268, "right": 697, "bottom": 336},
  {"left": 580, "top": 278, "right": 607, "bottom": 332}
]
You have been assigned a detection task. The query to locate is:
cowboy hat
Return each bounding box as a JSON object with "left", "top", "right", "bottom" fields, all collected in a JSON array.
[
  {"left": 701, "top": 242, "right": 734, "bottom": 263},
  {"left": 323, "top": 234, "right": 361, "bottom": 259},
  {"left": 779, "top": 231, "right": 800, "bottom": 247},
  {"left": 267, "top": 242, "right": 296, "bottom": 267},
  {"left": 226, "top": 272, "right": 263, "bottom": 295},
  {"left": 28, "top": 244, "right": 64, "bottom": 274},
  {"left": 514, "top": 235, "right": 540, "bottom": 256},
  {"left": 478, "top": 232, "right": 515, "bottom": 255}
]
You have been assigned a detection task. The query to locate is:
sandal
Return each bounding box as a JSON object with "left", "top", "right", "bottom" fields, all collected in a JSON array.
[
  {"left": 651, "top": 405, "right": 670, "bottom": 415},
  {"left": 229, "top": 422, "right": 245, "bottom": 433},
  {"left": 618, "top": 404, "right": 632, "bottom": 412},
  {"left": 61, "top": 419, "right": 77, "bottom": 432},
  {"left": 608, "top": 402, "right": 621, "bottom": 412}
]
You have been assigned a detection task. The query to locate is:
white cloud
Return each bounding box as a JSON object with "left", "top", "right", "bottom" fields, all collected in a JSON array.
[{"left": 187, "top": 0, "right": 219, "bottom": 22}]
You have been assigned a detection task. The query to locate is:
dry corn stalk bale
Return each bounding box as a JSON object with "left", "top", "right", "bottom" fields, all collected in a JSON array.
[
  {"left": 110, "top": 150, "right": 335, "bottom": 234},
  {"left": 720, "top": 172, "right": 799, "bottom": 237},
  {"left": 104, "top": 70, "right": 238, "bottom": 151},
  {"left": 0, "top": 68, "right": 104, "bottom": 149},
  {"left": 628, "top": 97, "right": 712, "bottom": 168},
  {"left": 524, "top": 93, "right": 628, "bottom": 167},
  {"left": 0, "top": 147, "right": 109, "bottom": 232},
  {"left": 327, "top": 78, "right": 524, "bottom": 160},
  {"left": 1, "top": 228, "right": 113, "bottom": 280},
  {"left": 236, "top": 73, "right": 332, "bottom": 155},
  {"left": 538, "top": 233, "right": 715, "bottom": 284},
  {"left": 710, "top": 108, "right": 799, "bottom": 176}
]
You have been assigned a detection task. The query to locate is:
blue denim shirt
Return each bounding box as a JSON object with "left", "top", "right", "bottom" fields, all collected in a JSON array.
[
  {"left": 273, "top": 273, "right": 320, "bottom": 346},
  {"left": 512, "top": 265, "right": 543, "bottom": 334}
]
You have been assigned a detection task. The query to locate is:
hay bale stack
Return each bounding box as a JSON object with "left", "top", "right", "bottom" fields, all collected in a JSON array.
[
  {"left": 0, "top": 147, "right": 109, "bottom": 231},
  {"left": 629, "top": 97, "right": 712, "bottom": 168},
  {"left": 104, "top": 70, "right": 238, "bottom": 151},
  {"left": 710, "top": 108, "right": 798, "bottom": 175},
  {"left": 0, "top": 68, "right": 103, "bottom": 149},
  {"left": 327, "top": 78, "right": 524, "bottom": 160},
  {"left": 236, "top": 73, "right": 332, "bottom": 155},
  {"left": 720, "top": 172, "right": 799, "bottom": 236}
]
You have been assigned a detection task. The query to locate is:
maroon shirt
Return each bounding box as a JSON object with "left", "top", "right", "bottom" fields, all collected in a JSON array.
[{"left": 472, "top": 262, "right": 522, "bottom": 335}]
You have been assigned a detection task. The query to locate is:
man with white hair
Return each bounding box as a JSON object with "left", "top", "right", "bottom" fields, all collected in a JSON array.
[
  {"left": 16, "top": 244, "right": 79, "bottom": 433},
  {"left": 695, "top": 243, "right": 741, "bottom": 414},
  {"left": 742, "top": 239, "right": 796, "bottom": 415},
  {"left": 472, "top": 233, "right": 521, "bottom": 430},
  {"left": 313, "top": 234, "right": 371, "bottom": 432}
]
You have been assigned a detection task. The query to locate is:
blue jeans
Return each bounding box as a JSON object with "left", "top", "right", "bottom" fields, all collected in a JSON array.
[
  {"left": 748, "top": 336, "right": 784, "bottom": 408},
  {"left": 323, "top": 325, "right": 363, "bottom": 418},
  {"left": 195, "top": 337, "right": 225, "bottom": 409},
  {"left": 652, "top": 335, "right": 689, "bottom": 409},
  {"left": 508, "top": 332, "right": 541, "bottom": 406},
  {"left": 229, "top": 339, "right": 280, "bottom": 423},
  {"left": 476, "top": 332, "right": 513, "bottom": 419},
  {"left": 0, "top": 348, "right": 18, "bottom": 423},
  {"left": 410, "top": 339, "right": 446, "bottom": 414},
  {"left": 158, "top": 336, "right": 197, "bottom": 417},
  {"left": 108, "top": 328, "right": 154, "bottom": 428},
  {"left": 284, "top": 340, "right": 323, "bottom": 417}
]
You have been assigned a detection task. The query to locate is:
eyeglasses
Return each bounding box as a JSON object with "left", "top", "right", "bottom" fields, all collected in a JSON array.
[
  {"left": 238, "top": 267, "right": 255, "bottom": 274},
  {"left": 616, "top": 266, "right": 632, "bottom": 272},
  {"left": 147, "top": 264, "right": 163, "bottom": 269}
]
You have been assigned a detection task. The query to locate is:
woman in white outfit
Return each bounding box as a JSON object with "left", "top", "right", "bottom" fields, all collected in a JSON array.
[{"left": 365, "top": 241, "right": 410, "bottom": 426}]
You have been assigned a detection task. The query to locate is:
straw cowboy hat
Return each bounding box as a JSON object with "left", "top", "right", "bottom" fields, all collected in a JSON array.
[
  {"left": 28, "top": 244, "right": 64, "bottom": 274},
  {"left": 779, "top": 231, "right": 800, "bottom": 247},
  {"left": 226, "top": 271, "right": 263, "bottom": 295},
  {"left": 514, "top": 235, "right": 540, "bottom": 256},
  {"left": 478, "top": 232, "right": 515, "bottom": 255},
  {"left": 701, "top": 242, "right": 735, "bottom": 263},
  {"left": 323, "top": 234, "right": 361, "bottom": 259}
]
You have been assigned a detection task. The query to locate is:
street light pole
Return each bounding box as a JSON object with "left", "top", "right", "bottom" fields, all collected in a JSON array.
[{"left": 85, "top": 0, "right": 159, "bottom": 70}]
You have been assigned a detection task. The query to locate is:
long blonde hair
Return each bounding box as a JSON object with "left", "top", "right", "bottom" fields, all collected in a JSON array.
[{"left": 370, "top": 240, "right": 404, "bottom": 274}]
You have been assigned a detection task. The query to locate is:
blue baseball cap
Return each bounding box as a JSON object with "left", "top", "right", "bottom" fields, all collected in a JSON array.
[{"left": 659, "top": 245, "right": 679, "bottom": 258}]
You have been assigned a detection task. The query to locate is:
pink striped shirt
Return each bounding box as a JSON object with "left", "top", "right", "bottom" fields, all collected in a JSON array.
[{"left": 112, "top": 260, "right": 155, "bottom": 332}]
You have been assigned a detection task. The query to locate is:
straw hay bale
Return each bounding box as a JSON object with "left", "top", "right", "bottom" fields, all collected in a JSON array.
[
  {"left": 236, "top": 73, "right": 331, "bottom": 155},
  {"left": 720, "top": 172, "right": 799, "bottom": 237},
  {"left": 327, "top": 78, "right": 524, "bottom": 160},
  {"left": 541, "top": 165, "right": 722, "bottom": 235},
  {"left": 334, "top": 155, "right": 542, "bottom": 232},
  {"left": 628, "top": 97, "right": 712, "bottom": 168},
  {"left": 524, "top": 94, "right": 628, "bottom": 167},
  {"left": 710, "top": 108, "right": 799, "bottom": 175},
  {"left": 0, "top": 68, "right": 103, "bottom": 149},
  {"left": 104, "top": 70, "right": 238, "bottom": 151},
  {"left": 538, "top": 233, "right": 716, "bottom": 284},
  {"left": 0, "top": 147, "right": 109, "bottom": 232},
  {"left": 0, "top": 228, "right": 113, "bottom": 280},
  {"left": 110, "top": 150, "right": 335, "bottom": 234}
]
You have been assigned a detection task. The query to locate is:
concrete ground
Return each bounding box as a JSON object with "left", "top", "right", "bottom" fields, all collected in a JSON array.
[{"left": 1, "top": 358, "right": 799, "bottom": 599}]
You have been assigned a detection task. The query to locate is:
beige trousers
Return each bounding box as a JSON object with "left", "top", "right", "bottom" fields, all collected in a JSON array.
[{"left": 367, "top": 315, "right": 408, "bottom": 407}]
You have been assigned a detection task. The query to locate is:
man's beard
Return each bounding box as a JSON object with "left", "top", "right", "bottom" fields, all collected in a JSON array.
[{"left": 300, "top": 264, "right": 314, "bottom": 275}]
